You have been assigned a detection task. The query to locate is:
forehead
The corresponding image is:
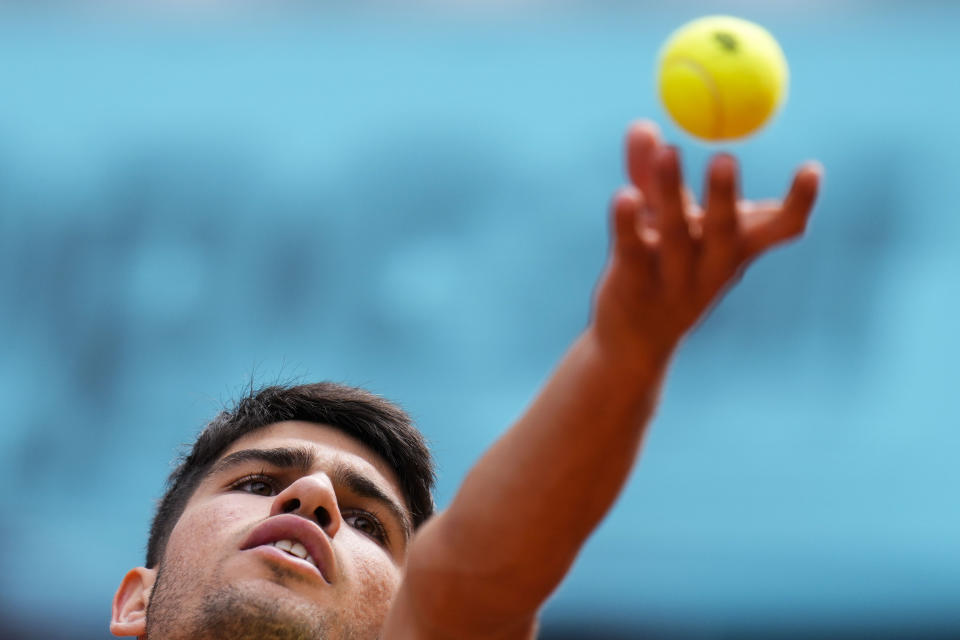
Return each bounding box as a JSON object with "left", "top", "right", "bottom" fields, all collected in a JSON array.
[{"left": 218, "top": 420, "right": 404, "bottom": 501}]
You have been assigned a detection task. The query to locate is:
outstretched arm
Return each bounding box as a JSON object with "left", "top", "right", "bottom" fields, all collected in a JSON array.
[{"left": 387, "top": 120, "right": 822, "bottom": 639}]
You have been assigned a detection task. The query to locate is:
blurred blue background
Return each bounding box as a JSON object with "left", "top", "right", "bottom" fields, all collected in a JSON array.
[{"left": 1, "top": 1, "right": 959, "bottom": 638}]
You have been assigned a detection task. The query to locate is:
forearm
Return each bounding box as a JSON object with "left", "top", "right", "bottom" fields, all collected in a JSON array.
[
  {"left": 394, "top": 121, "right": 820, "bottom": 638},
  {"left": 405, "top": 326, "right": 670, "bottom": 624}
]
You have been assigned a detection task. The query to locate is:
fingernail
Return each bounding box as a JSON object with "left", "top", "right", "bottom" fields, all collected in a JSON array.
[
  {"left": 710, "top": 152, "right": 733, "bottom": 168},
  {"left": 615, "top": 185, "right": 642, "bottom": 202},
  {"left": 632, "top": 119, "right": 660, "bottom": 136},
  {"left": 659, "top": 145, "right": 679, "bottom": 162}
]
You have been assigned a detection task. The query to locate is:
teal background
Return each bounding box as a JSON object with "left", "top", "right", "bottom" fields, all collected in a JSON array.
[{"left": 1, "top": 2, "right": 959, "bottom": 637}]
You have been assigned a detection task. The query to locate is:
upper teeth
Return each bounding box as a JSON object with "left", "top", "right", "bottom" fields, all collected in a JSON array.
[{"left": 272, "top": 539, "right": 317, "bottom": 568}]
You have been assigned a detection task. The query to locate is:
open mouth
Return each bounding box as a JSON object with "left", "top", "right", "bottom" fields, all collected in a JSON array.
[
  {"left": 267, "top": 538, "right": 318, "bottom": 570},
  {"left": 241, "top": 514, "right": 335, "bottom": 584}
]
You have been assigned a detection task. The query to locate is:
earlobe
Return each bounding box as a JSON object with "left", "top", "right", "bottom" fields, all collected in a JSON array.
[{"left": 110, "top": 567, "right": 156, "bottom": 637}]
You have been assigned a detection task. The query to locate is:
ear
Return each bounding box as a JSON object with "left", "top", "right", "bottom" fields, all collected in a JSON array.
[{"left": 110, "top": 567, "right": 156, "bottom": 637}]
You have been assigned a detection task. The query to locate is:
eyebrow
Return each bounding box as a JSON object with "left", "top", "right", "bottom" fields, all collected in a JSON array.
[{"left": 207, "top": 446, "right": 413, "bottom": 540}]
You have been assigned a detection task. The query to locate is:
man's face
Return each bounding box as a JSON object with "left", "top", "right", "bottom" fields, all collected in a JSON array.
[{"left": 145, "top": 421, "right": 411, "bottom": 640}]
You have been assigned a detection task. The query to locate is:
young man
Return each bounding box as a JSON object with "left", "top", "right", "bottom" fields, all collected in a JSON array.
[{"left": 111, "top": 120, "right": 822, "bottom": 639}]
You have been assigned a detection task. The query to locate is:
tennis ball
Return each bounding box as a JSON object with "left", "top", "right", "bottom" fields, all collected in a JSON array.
[{"left": 657, "top": 15, "right": 788, "bottom": 141}]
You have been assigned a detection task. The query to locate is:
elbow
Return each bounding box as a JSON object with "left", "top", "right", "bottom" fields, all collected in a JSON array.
[{"left": 401, "top": 513, "right": 571, "bottom": 631}]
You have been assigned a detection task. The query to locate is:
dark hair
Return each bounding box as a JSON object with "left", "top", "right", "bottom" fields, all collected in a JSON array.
[{"left": 146, "top": 382, "right": 435, "bottom": 567}]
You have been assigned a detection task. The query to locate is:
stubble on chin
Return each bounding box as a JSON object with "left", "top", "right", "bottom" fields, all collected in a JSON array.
[
  {"left": 196, "top": 584, "right": 330, "bottom": 640},
  {"left": 146, "top": 560, "right": 331, "bottom": 640}
]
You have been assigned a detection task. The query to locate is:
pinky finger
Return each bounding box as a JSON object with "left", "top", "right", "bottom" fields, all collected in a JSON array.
[
  {"left": 611, "top": 186, "right": 646, "bottom": 253},
  {"left": 610, "top": 187, "right": 658, "bottom": 281}
]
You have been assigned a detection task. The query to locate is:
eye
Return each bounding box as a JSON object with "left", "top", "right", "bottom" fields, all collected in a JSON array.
[
  {"left": 344, "top": 512, "right": 388, "bottom": 544},
  {"left": 230, "top": 475, "right": 277, "bottom": 497}
]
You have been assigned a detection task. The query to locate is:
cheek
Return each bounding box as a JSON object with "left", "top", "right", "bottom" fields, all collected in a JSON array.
[
  {"left": 350, "top": 550, "right": 403, "bottom": 620},
  {"left": 167, "top": 498, "right": 256, "bottom": 565}
]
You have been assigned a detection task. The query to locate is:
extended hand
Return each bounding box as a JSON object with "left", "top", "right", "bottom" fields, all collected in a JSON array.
[{"left": 591, "top": 120, "right": 823, "bottom": 372}]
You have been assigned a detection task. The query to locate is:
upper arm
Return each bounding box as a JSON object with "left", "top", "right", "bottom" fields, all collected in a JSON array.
[
  {"left": 381, "top": 514, "right": 541, "bottom": 640},
  {"left": 382, "top": 586, "right": 538, "bottom": 640}
]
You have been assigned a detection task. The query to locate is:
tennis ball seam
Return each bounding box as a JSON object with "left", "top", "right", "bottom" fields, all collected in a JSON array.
[{"left": 663, "top": 55, "right": 724, "bottom": 140}]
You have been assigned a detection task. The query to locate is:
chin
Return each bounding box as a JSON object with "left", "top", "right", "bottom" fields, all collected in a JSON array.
[{"left": 195, "top": 583, "right": 332, "bottom": 640}]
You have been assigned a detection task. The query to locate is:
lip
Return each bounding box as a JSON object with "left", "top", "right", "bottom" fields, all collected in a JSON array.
[{"left": 241, "top": 514, "right": 335, "bottom": 584}]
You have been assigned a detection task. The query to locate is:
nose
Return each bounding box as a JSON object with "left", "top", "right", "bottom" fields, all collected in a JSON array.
[{"left": 269, "top": 473, "right": 343, "bottom": 538}]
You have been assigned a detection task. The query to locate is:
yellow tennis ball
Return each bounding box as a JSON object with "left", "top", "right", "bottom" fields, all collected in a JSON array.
[{"left": 657, "top": 15, "right": 789, "bottom": 141}]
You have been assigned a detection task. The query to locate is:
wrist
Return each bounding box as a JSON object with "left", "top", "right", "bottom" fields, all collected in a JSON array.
[{"left": 583, "top": 322, "right": 675, "bottom": 383}]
